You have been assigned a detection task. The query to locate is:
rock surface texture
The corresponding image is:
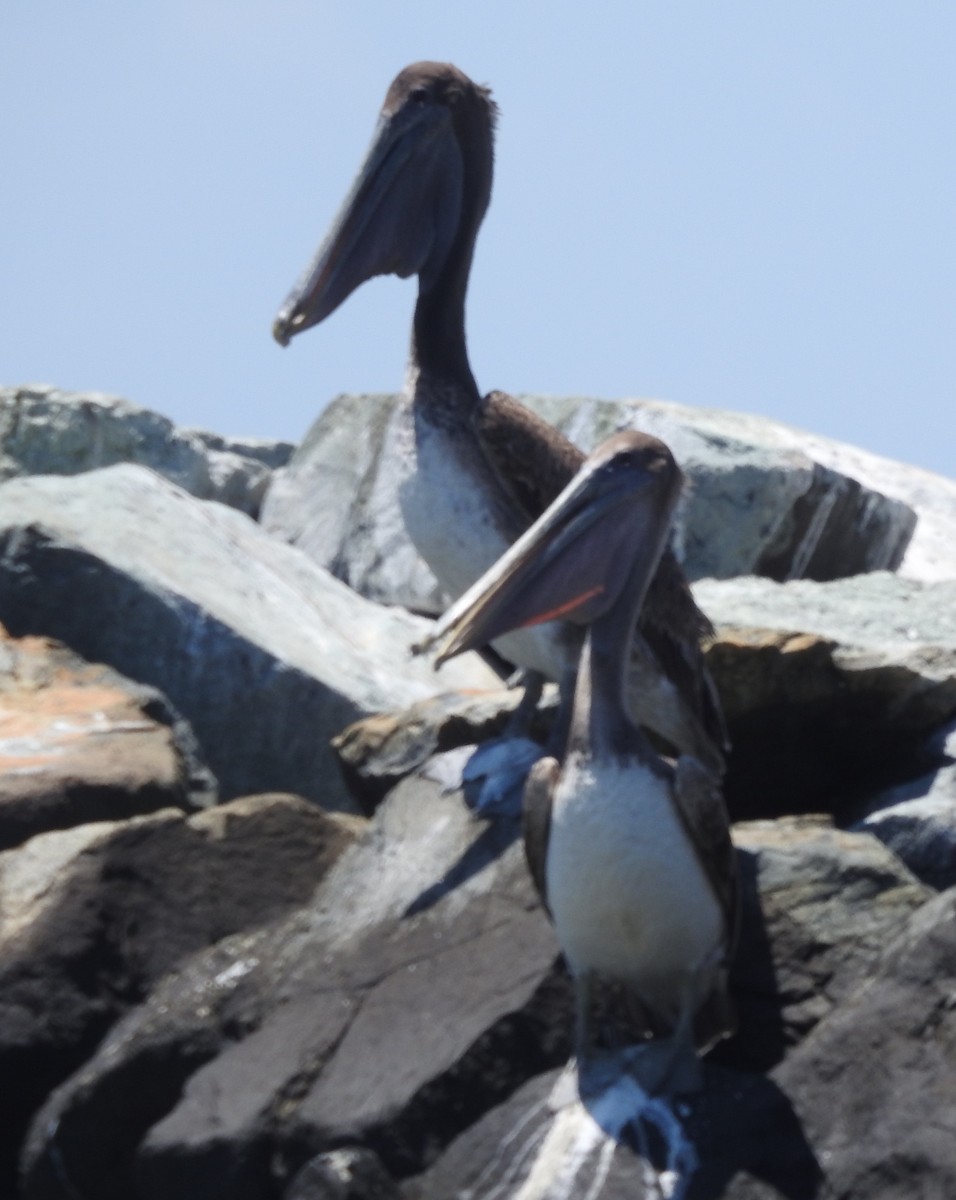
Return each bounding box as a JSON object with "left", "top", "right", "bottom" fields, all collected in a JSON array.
[
  {"left": 1, "top": 384, "right": 954, "bottom": 1199},
  {"left": 0, "top": 624, "right": 214, "bottom": 849},
  {"left": 0, "top": 464, "right": 498, "bottom": 810},
  {"left": 1, "top": 384, "right": 292, "bottom": 517}
]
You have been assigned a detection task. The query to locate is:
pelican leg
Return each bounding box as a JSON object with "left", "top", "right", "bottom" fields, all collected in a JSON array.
[
  {"left": 503, "top": 669, "right": 544, "bottom": 737},
  {"left": 573, "top": 971, "right": 593, "bottom": 1064},
  {"left": 651, "top": 979, "right": 703, "bottom": 1096},
  {"left": 546, "top": 661, "right": 578, "bottom": 759}
]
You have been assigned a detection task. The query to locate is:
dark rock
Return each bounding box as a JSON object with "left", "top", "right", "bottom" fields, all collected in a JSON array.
[
  {"left": 726, "top": 817, "right": 930, "bottom": 1071},
  {"left": 854, "top": 720, "right": 956, "bottom": 890},
  {"left": 859, "top": 793, "right": 956, "bottom": 891},
  {"left": 408, "top": 832, "right": 939, "bottom": 1200},
  {"left": 332, "top": 686, "right": 558, "bottom": 812},
  {"left": 773, "top": 886, "right": 956, "bottom": 1199},
  {"left": 697, "top": 575, "right": 956, "bottom": 821},
  {"left": 2, "top": 794, "right": 358, "bottom": 1200},
  {"left": 17, "top": 791, "right": 927, "bottom": 1199},
  {"left": 287, "top": 1148, "right": 399, "bottom": 1200},
  {"left": 0, "top": 623, "right": 215, "bottom": 850},
  {"left": 19, "top": 770, "right": 563, "bottom": 1200},
  {"left": 406, "top": 1062, "right": 824, "bottom": 1200}
]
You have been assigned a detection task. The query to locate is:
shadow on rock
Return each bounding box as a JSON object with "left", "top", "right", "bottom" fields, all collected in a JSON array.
[{"left": 409, "top": 1058, "right": 822, "bottom": 1200}]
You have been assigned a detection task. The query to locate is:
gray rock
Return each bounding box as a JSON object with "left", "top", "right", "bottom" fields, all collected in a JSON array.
[
  {"left": 0, "top": 384, "right": 292, "bottom": 518},
  {"left": 262, "top": 394, "right": 444, "bottom": 612},
  {"left": 332, "top": 685, "right": 559, "bottom": 812},
  {"left": 18, "top": 795, "right": 927, "bottom": 1199},
  {"left": 407, "top": 1061, "right": 823, "bottom": 1200},
  {"left": 0, "top": 623, "right": 215, "bottom": 850},
  {"left": 860, "top": 793, "right": 956, "bottom": 890},
  {"left": 760, "top": 418, "right": 956, "bottom": 584},
  {"left": 0, "top": 465, "right": 499, "bottom": 810},
  {"left": 1, "top": 794, "right": 359, "bottom": 1200},
  {"left": 696, "top": 572, "right": 956, "bottom": 662},
  {"left": 261, "top": 394, "right": 916, "bottom": 614},
  {"left": 411, "top": 827, "right": 939, "bottom": 1200},
  {"left": 288, "top": 1148, "right": 399, "bottom": 1200},
  {"left": 855, "top": 720, "right": 956, "bottom": 889},
  {"left": 184, "top": 428, "right": 294, "bottom": 472},
  {"left": 20, "top": 770, "right": 560, "bottom": 1200},
  {"left": 696, "top": 574, "right": 956, "bottom": 820},
  {"left": 730, "top": 816, "right": 930, "bottom": 1068},
  {"left": 528, "top": 395, "right": 916, "bottom": 582},
  {"left": 772, "top": 886, "right": 956, "bottom": 1200}
]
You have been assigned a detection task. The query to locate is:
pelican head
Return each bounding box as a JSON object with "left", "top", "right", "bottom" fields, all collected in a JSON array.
[{"left": 273, "top": 61, "right": 496, "bottom": 348}]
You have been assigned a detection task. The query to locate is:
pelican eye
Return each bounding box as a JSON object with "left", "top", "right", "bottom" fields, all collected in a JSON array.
[{"left": 409, "top": 86, "right": 429, "bottom": 104}]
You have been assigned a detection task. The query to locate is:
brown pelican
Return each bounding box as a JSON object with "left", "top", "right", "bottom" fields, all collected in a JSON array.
[
  {"left": 421, "top": 431, "right": 738, "bottom": 1093},
  {"left": 273, "top": 61, "right": 724, "bottom": 772}
]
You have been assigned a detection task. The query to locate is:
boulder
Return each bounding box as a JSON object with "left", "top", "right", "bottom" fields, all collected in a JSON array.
[
  {"left": 410, "top": 852, "right": 947, "bottom": 1200},
  {"left": 772, "top": 886, "right": 956, "bottom": 1200},
  {"left": 20, "top": 769, "right": 560, "bottom": 1200},
  {"left": 332, "top": 685, "right": 559, "bottom": 812},
  {"left": 288, "top": 1149, "right": 400, "bottom": 1200},
  {"left": 696, "top": 574, "right": 956, "bottom": 819},
  {"left": 260, "top": 394, "right": 917, "bottom": 614},
  {"left": 0, "top": 794, "right": 359, "bottom": 1199},
  {"left": 530, "top": 395, "right": 916, "bottom": 582},
  {"left": 854, "top": 719, "right": 956, "bottom": 889},
  {"left": 18, "top": 791, "right": 927, "bottom": 1200},
  {"left": 262, "top": 394, "right": 443, "bottom": 613},
  {"left": 0, "top": 465, "right": 500, "bottom": 810},
  {"left": 0, "top": 384, "right": 293, "bottom": 518},
  {"left": 407, "top": 1062, "right": 824, "bottom": 1200},
  {"left": 0, "top": 623, "right": 215, "bottom": 850}
]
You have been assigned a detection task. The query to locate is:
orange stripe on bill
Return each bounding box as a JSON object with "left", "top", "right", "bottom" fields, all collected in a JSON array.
[{"left": 521, "top": 584, "right": 605, "bottom": 628}]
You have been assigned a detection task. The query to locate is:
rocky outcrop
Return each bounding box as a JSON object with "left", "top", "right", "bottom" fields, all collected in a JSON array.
[
  {"left": 1, "top": 793, "right": 360, "bottom": 1199},
  {"left": 1, "top": 384, "right": 954, "bottom": 1199},
  {"left": 854, "top": 719, "right": 956, "bottom": 889},
  {"left": 261, "top": 394, "right": 919, "bottom": 613},
  {"left": 0, "top": 624, "right": 214, "bottom": 849},
  {"left": 0, "top": 465, "right": 499, "bottom": 811},
  {"left": 18, "top": 771, "right": 559, "bottom": 1199},
  {"left": 16, "top": 796, "right": 930, "bottom": 1200},
  {"left": 696, "top": 573, "right": 956, "bottom": 820},
  {"left": 0, "top": 385, "right": 293, "bottom": 517}
]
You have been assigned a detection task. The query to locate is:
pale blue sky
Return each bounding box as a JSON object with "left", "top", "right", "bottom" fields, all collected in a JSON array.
[{"left": 3, "top": 2, "right": 954, "bottom": 476}]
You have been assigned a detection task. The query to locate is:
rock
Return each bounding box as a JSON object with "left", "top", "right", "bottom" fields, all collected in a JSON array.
[
  {"left": 860, "top": 794, "right": 956, "bottom": 890},
  {"left": 0, "top": 623, "right": 215, "bottom": 850},
  {"left": 407, "top": 1061, "right": 824, "bottom": 1200},
  {"left": 262, "top": 394, "right": 444, "bottom": 613},
  {"left": 260, "top": 394, "right": 916, "bottom": 614},
  {"left": 18, "top": 792, "right": 928, "bottom": 1199},
  {"left": 411, "top": 825, "right": 937, "bottom": 1200},
  {"left": 332, "top": 685, "right": 558, "bottom": 812},
  {"left": 19, "top": 769, "right": 563, "bottom": 1200},
  {"left": 529, "top": 395, "right": 915, "bottom": 582},
  {"left": 727, "top": 816, "right": 930, "bottom": 1070},
  {"left": 0, "top": 384, "right": 293, "bottom": 518},
  {"left": 696, "top": 574, "right": 956, "bottom": 820},
  {"left": 287, "top": 1148, "right": 400, "bottom": 1200},
  {"left": 772, "top": 886, "right": 956, "bottom": 1200},
  {"left": 1, "top": 793, "right": 358, "bottom": 1200},
  {"left": 762, "top": 419, "right": 956, "bottom": 584},
  {"left": 0, "top": 465, "right": 500, "bottom": 810},
  {"left": 854, "top": 720, "right": 956, "bottom": 889}
]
